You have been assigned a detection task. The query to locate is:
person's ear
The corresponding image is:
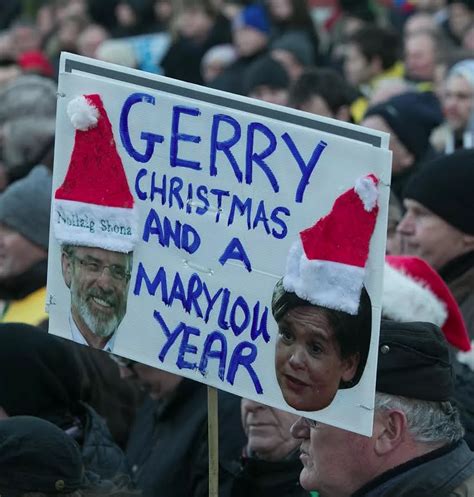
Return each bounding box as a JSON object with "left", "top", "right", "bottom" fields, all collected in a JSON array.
[
  {"left": 335, "top": 105, "right": 350, "bottom": 122},
  {"left": 374, "top": 409, "right": 407, "bottom": 456},
  {"left": 369, "top": 55, "right": 383, "bottom": 76},
  {"left": 61, "top": 252, "right": 72, "bottom": 288},
  {"left": 341, "top": 352, "right": 360, "bottom": 383},
  {"left": 462, "top": 233, "right": 474, "bottom": 251}
]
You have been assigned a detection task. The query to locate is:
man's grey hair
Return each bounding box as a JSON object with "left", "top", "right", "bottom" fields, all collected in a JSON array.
[{"left": 375, "top": 392, "right": 464, "bottom": 445}]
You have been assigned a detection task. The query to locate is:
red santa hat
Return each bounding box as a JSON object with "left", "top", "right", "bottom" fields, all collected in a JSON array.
[
  {"left": 283, "top": 174, "right": 379, "bottom": 315},
  {"left": 53, "top": 94, "right": 137, "bottom": 253},
  {"left": 383, "top": 255, "right": 471, "bottom": 352}
]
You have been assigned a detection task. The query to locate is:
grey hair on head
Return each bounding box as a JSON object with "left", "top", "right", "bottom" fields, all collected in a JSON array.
[{"left": 375, "top": 392, "right": 464, "bottom": 445}]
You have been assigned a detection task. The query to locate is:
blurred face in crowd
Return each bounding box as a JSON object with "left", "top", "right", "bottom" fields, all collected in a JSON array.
[
  {"left": 404, "top": 33, "right": 436, "bottom": 81},
  {"left": 249, "top": 85, "right": 289, "bottom": 106},
  {"left": 290, "top": 416, "right": 378, "bottom": 494},
  {"left": 0, "top": 224, "right": 46, "bottom": 280},
  {"left": 233, "top": 27, "right": 268, "bottom": 57},
  {"left": 416, "top": 0, "right": 445, "bottom": 12},
  {"left": 463, "top": 24, "right": 474, "bottom": 50},
  {"left": 296, "top": 96, "right": 350, "bottom": 122},
  {"left": 77, "top": 25, "right": 109, "bottom": 58},
  {"left": 275, "top": 306, "right": 359, "bottom": 412},
  {"left": 448, "top": 2, "right": 474, "bottom": 40},
  {"left": 403, "top": 13, "right": 437, "bottom": 38},
  {"left": 62, "top": 246, "right": 132, "bottom": 341},
  {"left": 272, "top": 49, "right": 304, "bottom": 81},
  {"left": 344, "top": 43, "right": 376, "bottom": 86},
  {"left": 397, "top": 199, "right": 474, "bottom": 270},
  {"left": 241, "top": 399, "right": 299, "bottom": 461},
  {"left": 177, "top": 8, "right": 214, "bottom": 41},
  {"left": 361, "top": 115, "right": 414, "bottom": 175},
  {"left": 117, "top": 359, "right": 182, "bottom": 400},
  {"left": 386, "top": 201, "right": 404, "bottom": 256},
  {"left": 443, "top": 74, "right": 474, "bottom": 133},
  {"left": 10, "top": 24, "right": 41, "bottom": 58},
  {"left": 267, "top": 0, "right": 293, "bottom": 21}
]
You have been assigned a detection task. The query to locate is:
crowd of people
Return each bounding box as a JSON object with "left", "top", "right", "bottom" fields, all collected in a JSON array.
[{"left": 0, "top": 0, "right": 474, "bottom": 496}]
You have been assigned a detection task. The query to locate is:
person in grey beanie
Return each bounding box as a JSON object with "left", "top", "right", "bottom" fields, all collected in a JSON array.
[
  {"left": 0, "top": 116, "right": 56, "bottom": 189},
  {"left": 0, "top": 164, "right": 52, "bottom": 327},
  {"left": 397, "top": 148, "right": 474, "bottom": 338}
]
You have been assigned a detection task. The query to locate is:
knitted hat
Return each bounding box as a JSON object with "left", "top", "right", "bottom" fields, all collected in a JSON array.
[
  {"left": 2, "top": 116, "right": 55, "bottom": 176},
  {"left": 283, "top": 174, "right": 379, "bottom": 315},
  {"left": 53, "top": 94, "right": 138, "bottom": 252},
  {"left": 364, "top": 92, "right": 442, "bottom": 161},
  {"left": 0, "top": 74, "right": 57, "bottom": 124},
  {"left": 0, "top": 165, "right": 52, "bottom": 250},
  {"left": 383, "top": 255, "right": 471, "bottom": 352},
  {"left": 233, "top": 4, "right": 270, "bottom": 35},
  {"left": 244, "top": 55, "right": 290, "bottom": 95},
  {"left": 0, "top": 416, "right": 86, "bottom": 496},
  {"left": 377, "top": 320, "right": 453, "bottom": 401},
  {"left": 403, "top": 148, "right": 474, "bottom": 235},
  {"left": 271, "top": 31, "right": 315, "bottom": 66}
]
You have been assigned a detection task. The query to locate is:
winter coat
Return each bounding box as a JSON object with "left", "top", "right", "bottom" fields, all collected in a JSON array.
[
  {"left": 81, "top": 402, "right": 129, "bottom": 480},
  {"left": 351, "top": 440, "right": 474, "bottom": 497},
  {"left": 441, "top": 252, "right": 474, "bottom": 340},
  {"left": 126, "top": 379, "right": 245, "bottom": 497},
  {"left": 223, "top": 451, "right": 310, "bottom": 497},
  {"left": 68, "top": 343, "right": 144, "bottom": 449},
  {"left": 0, "top": 260, "right": 48, "bottom": 327}
]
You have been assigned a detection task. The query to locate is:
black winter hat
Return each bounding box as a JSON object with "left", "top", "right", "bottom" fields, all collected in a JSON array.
[
  {"left": 403, "top": 148, "right": 474, "bottom": 235},
  {"left": 244, "top": 55, "right": 290, "bottom": 96},
  {"left": 0, "top": 416, "right": 86, "bottom": 496},
  {"left": 0, "top": 323, "right": 82, "bottom": 418},
  {"left": 365, "top": 92, "right": 442, "bottom": 161},
  {"left": 377, "top": 320, "right": 453, "bottom": 401}
]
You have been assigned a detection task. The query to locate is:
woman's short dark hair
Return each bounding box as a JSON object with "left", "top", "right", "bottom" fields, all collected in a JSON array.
[{"left": 272, "top": 279, "right": 372, "bottom": 388}]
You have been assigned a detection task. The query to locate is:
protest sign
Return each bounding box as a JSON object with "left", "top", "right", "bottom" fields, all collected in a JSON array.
[{"left": 47, "top": 52, "right": 392, "bottom": 436}]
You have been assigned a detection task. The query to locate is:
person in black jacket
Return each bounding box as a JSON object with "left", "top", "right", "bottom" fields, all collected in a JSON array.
[
  {"left": 0, "top": 324, "right": 128, "bottom": 480},
  {"left": 223, "top": 398, "right": 309, "bottom": 497},
  {"left": 117, "top": 358, "right": 245, "bottom": 497}
]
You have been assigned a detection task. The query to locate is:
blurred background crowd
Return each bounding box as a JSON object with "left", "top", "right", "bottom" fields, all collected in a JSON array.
[{"left": 0, "top": 0, "right": 474, "bottom": 496}]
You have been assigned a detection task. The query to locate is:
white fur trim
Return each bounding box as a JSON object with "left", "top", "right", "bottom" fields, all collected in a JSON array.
[
  {"left": 67, "top": 96, "right": 99, "bottom": 131},
  {"left": 355, "top": 175, "right": 378, "bottom": 212},
  {"left": 457, "top": 343, "right": 474, "bottom": 371},
  {"left": 283, "top": 242, "right": 364, "bottom": 315},
  {"left": 53, "top": 199, "right": 138, "bottom": 252},
  {"left": 382, "top": 264, "right": 447, "bottom": 326}
]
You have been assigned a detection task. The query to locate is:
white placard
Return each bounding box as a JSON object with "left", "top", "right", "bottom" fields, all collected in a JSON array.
[{"left": 47, "top": 53, "right": 392, "bottom": 436}]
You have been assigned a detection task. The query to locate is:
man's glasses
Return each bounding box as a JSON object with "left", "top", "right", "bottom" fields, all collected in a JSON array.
[{"left": 71, "top": 255, "right": 131, "bottom": 282}]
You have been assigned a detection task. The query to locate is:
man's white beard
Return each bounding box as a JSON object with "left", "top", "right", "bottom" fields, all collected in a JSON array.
[
  {"left": 71, "top": 281, "right": 124, "bottom": 338},
  {"left": 76, "top": 296, "right": 120, "bottom": 338}
]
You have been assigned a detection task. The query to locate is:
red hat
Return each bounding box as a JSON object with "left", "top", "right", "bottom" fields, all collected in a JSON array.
[
  {"left": 17, "top": 51, "right": 54, "bottom": 78},
  {"left": 53, "top": 94, "right": 137, "bottom": 252},
  {"left": 384, "top": 255, "right": 471, "bottom": 352},
  {"left": 283, "top": 174, "right": 379, "bottom": 315}
]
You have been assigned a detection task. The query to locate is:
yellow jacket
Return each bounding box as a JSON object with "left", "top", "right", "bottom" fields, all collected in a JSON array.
[{"left": 1, "top": 287, "right": 48, "bottom": 326}]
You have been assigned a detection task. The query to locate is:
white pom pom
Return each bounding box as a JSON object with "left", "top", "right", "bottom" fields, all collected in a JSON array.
[
  {"left": 67, "top": 95, "right": 99, "bottom": 131},
  {"left": 355, "top": 174, "right": 379, "bottom": 211}
]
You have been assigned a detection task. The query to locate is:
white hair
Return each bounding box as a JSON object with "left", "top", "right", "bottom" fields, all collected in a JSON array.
[{"left": 375, "top": 392, "right": 464, "bottom": 445}]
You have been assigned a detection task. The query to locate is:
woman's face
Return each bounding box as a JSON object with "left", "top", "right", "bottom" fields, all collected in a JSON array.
[{"left": 275, "top": 306, "right": 359, "bottom": 411}]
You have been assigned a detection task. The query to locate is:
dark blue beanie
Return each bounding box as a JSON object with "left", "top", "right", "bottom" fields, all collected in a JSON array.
[{"left": 365, "top": 92, "right": 443, "bottom": 161}]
